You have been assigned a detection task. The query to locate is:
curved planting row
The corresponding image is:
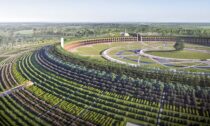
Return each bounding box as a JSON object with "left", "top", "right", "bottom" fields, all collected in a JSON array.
[
  {"left": 0, "top": 52, "right": 27, "bottom": 92},
  {"left": 63, "top": 38, "right": 210, "bottom": 87},
  {"left": 1, "top": 54, "right": 94, "bottom": 126},
  {"left": 35, "top": 49, "right": 161, "bottom": 124},
  {"left": 0, "top": 59, "right": 49, "bottom": 126},
  {"left": 0, "top": 55, "right": 19, "bottom": 67},
  {"left": 1, "top": 86, "right": 90, "bottom": 126},
  {"left": 1, "top": 37, "right": 210, "bottom": 126},
  {"left": 0, "top": 64, "right": 19, "bottom": 91},
  {"left": 45, "top": 45, "right": 210, "bottom": 125},
  {"left": 50, "top": 45, "right": 210, "bottom": 106},
  {"left": 0, "top": 61, "right": 28, "bottom": 92},
  {"left": 11, "top": 88, "right": 93, "bottom": 126},
  {"left": 9, "top": 45, "right": 209, "bottom": 125},
  {"left": 34, "top": 51, "right": 158, "bottom": 125},
  {"left": 41, "top": 46, "right": 162, "bottom": 102},
  {"left": 0, "top": 55, "right": 95, "bottom": 126},
  {"left": 18, "top": 53, "right": 123, "bottom": 126}
]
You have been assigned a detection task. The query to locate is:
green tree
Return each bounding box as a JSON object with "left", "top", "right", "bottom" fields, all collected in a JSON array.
[{"left": 174, "top": 38, "right": 185, "bottom": 51}]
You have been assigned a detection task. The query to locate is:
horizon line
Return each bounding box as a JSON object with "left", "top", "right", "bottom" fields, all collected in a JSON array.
[{"left": 0, "top": 21, "right": 210, "bottom": 24}]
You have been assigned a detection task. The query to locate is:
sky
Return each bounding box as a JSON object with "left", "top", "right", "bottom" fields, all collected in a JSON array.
[{"left": 0, "top": 0, "right": 210, "bottom": 23}]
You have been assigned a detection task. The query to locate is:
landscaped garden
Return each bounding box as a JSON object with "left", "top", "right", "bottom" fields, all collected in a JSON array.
[
  {"left": 1, "top": 36, "right": 210, "bottom": 126},
  {"left": 146, "top": 50, "right": 210, "bottom": 59}
]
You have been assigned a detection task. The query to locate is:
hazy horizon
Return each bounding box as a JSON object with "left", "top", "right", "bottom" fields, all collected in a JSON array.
[{"left": 0, "top": 0, "right": 210, "bottom": 23}]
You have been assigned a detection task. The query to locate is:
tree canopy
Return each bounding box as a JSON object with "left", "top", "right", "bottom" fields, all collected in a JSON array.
[{"left": 174, "top": 38, "right": 185, "bottom": 51}]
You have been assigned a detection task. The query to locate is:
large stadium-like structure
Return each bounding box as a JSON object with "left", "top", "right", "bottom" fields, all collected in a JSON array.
[
  {"left": 0, "top": 35, "right": 210, "bottom": 126},
  {"left": 65, "top": 36, "right": 210, "bottom": 69}
]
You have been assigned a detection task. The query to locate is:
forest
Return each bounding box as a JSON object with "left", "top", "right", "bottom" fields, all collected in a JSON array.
[{"left": 1, "top": 23, "right": 210, "bottom": 50}]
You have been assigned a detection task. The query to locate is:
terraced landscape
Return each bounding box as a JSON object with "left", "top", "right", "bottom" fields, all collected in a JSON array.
[
  {"left": 1, "top": 0, "right": 210, "bottom": 124},
  {"left": 0, "top": 36, "right": 210, "bottom": 126}
]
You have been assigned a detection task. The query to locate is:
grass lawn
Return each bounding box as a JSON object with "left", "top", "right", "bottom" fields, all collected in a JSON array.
[
  {"left": 185, "top": 43, "right": 210, "bottom": 51},
  {"left": 139, "top": 56, "right": 155, "bottom": 63},
  {"left": 112, "top": 55, "right": 138, "bottom": 64},
  {"left": 70, "top": 41, "right": 210, "bottom": 72},
  {"left": 146, "top": 50, "right": 210, "bottom": 59},
  {"left": 121, "top": 55, "right": 155, "bottom": 63},
  {"left": 142, "top": 63, "right": 167, "bottom": 69},
  {"left": 74, "top": 42, "right": 142, "bottom": 57}
]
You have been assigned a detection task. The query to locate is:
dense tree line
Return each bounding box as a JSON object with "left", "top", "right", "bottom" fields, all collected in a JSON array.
[{"left": 1, "top": 23, "right": 210, "bottom": 49}]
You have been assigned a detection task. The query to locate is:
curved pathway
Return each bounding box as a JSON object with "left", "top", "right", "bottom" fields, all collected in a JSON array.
[
  {"left": 0, "top": 81, "right": 33, "bottom": 97},
  {"left": 102, "top": 47, "right": 210, "bottom": 70}
]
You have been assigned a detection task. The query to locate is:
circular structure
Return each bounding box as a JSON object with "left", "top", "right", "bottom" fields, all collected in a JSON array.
[
  {"left": 1, "top": 36, "right": 210, "bottom": 126},
  {"left": 103, "top": 48, "right": 210, "bottom": 69},
  {"left": 66, "top": 37, "right": 210, "bottom": 72}
]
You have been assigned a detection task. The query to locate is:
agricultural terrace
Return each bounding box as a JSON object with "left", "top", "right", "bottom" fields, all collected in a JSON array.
[{"left": 0, "top": 36, "right": 210, "bottom": 126}]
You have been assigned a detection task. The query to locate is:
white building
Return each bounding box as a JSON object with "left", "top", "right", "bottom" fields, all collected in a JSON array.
[
  {"left": 61, "top": 38, "right": 64, "bottom": 48},
  {"left": 120, "top": 29, "right": 129, "bottom": 37}
]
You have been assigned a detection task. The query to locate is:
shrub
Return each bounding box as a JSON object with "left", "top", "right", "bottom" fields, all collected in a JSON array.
[{"left": 174, "top": 38, "right": 185, "bottom": 51}]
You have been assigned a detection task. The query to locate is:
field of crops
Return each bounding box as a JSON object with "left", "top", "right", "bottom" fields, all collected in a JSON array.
[{"left": 0, "top": 37, "right": 210, "bottom": 126}]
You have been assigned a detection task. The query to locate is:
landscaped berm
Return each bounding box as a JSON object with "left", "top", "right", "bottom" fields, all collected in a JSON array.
[{"left": 1, "top": 36, "right": 210, "bottom": 126}]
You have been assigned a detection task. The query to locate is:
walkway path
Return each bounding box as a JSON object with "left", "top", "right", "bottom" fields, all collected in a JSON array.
[
  {"left": 156, "top": 92, "right": 165, "bottom": 126},
  {"left": 0, "top": 81, "right": 33, "bottom": 97}
]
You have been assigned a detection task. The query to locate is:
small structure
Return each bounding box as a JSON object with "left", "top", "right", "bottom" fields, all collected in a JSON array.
[
  {"left": 120, "top": 29, "right": 129, "bottom": 37},
  {"left": 61, "top": 38, "right": 64, "bottom": 48},
  {"left": 137, "top": 33, "right": 143, "bottom": 42},
  {"left": 141, "top": 36, "right": 143, "bottom": 42}
]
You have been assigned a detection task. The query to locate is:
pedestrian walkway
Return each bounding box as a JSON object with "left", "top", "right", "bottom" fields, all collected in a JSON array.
[{"left": 0, "top": 81, "right": 33, "bottom": 97}]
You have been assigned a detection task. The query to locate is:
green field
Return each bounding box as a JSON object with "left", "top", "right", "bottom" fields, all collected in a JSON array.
[
  {"left": 70, "top": 41, "right": 210, "bottom": 72},
  {"left": 63, "top": 39, "right": 210, "bottom": 73},
  {"left": 73, "top": 42, "right": 143, "bottom": 60},
  {"left": 1, "top": 37, "right": 210, "bottom": 126},
  {"left": 2, "top": 22, "right": 210, "bottom": 126},
  {"left": 146, "top": 50, "right": 210, "bottom": 59}
]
